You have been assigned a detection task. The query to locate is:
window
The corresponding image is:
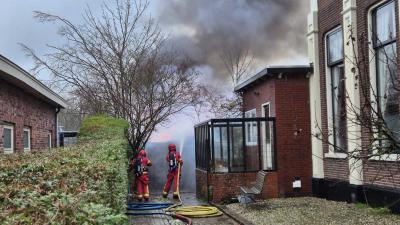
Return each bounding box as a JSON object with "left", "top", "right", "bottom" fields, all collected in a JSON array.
[
  {"left": 23, "top": 127, "right": 31, "bottom": 152},
  {"left": 326, "top": 27, "right": 347, "bottom": 152},
  {"left": 372, "top": 1, "right": 399, "bottom": 153},
  {"left": 3, "top": 125, "right": 14, "bottom": 153},
  {"left": 48, "top": 131, "right": 52, "bottom": 149},
  {"left": 245, "top": 109, "right": 258, "bottom": 146}
]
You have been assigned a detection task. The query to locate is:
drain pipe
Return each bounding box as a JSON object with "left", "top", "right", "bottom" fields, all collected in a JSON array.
[{"left": 55, "top": 107, "right": 61, "bottom": 147}]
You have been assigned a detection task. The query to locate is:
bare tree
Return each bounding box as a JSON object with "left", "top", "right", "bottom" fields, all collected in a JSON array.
[
  {"left": 220, "top": 46, "right": 254, "bottom": 87},
  {"left": 199, "top": 45, "right": 254, "bottom": 119},
  {"left": 22, "top": 0, "right": 200, "bottom": 155}
]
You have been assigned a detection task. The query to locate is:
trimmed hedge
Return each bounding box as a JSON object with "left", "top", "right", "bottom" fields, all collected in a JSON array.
[{"left": 0, "top": 116, "right": 129, "bottom": 224}]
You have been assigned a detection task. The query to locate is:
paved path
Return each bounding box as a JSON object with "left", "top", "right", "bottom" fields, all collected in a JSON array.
[{"left": 129, "top": 193, "right": 239, "bottom": 225}]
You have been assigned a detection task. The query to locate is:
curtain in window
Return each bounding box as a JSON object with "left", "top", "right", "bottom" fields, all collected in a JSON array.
[
  {"left": 331, "top": 65, "right": 347, "bottom": 151},
  {"left": 377, "top": 43, "right": 400, "bottom": 144},
  {"left": 328, "top": 30, "right": 343, "bottom": 64},
  {"left": 376, "top": 1, "right": 396, "bottom": 44}
]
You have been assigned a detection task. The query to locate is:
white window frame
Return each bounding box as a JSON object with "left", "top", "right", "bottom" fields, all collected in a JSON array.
[
  {"left": 368, "top": 0, "right": 399, "bottom": 161},
  {"left": 3, "top": 125, "right": 14, "bottom": 154},
  {"left": 245, "top": 109, "right": 258, "bottom": 146},
  {"left": 23, "top": 127, "right": 31, "bottom": 152},
  {"left": 261, "top": 102, "right": 273, "bottom": 170},
  {"left": 324, "top": 26, "right": 347, "bottom": 159},
  {"left": 48, "top": 131, "right": 52, "bottom": 149}
]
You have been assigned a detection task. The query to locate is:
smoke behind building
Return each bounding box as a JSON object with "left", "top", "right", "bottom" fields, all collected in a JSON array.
[{"left": 156, "top": 0, "right": 310, "bottom": 82}]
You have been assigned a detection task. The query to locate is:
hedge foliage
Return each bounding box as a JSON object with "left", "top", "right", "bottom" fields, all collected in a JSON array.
[{"left": 0, "top": 116, "right": 129, "bottom": 224}]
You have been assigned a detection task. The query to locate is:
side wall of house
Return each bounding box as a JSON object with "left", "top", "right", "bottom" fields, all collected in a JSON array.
[
  {"left": 317, "top": 0, "right": 350, "bottom": 183},
  {"left": 356, "top": 0, "right": 400, "bottom": 190},
  {"left": 0, "top": 77, "right": 56, "bottom": 153},
  {"left": 242, "top": 78, "right": 276, "bottom": 117},
  {"left": 242, "top": 74, "right": 312, "bottom": 197},
  {"left": 274, "top": 74, "right": 313, "bottom": 197}
]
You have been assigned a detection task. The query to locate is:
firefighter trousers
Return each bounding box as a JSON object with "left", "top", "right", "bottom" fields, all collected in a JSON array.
[{"left": 136, "top": 173, "right": 149, "bottom": 200}]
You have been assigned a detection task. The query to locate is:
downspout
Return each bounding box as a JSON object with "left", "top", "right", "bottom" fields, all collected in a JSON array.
[{"left": 55, "top": 107, "right": 61, "bottom": 148}]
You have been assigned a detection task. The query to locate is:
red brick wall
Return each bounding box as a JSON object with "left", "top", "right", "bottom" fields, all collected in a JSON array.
[
  {"left": 355, "top": 0, "right": 400, "bottom": 189},
  {"left": 317, "top": 0, "right": 350, "bottom": 182},
  {"left": 242, "top": 78, "right": 276, "bottom": 116},
  {"left": 274, "top": 74, "right": 313, "bottom": 197},
  {"left": 318, "top": 0, "right": 400, "bottom": 188},
  {"left": 0, "top": 78, "right": 56, "bottom": 153},
  {"left": 241, "top": 73, "right": 313, "bottom": 198},
  {"left": 196, "top": 168, "right": 279, "bottom": 202}
]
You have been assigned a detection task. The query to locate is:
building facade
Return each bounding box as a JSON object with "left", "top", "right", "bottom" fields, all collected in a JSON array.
[
  {"left": 195, "top": 66, "right": 313, "bottom": 202},
  {"left": 308, "top": 0, "right": 400, "bottom": 211},
  {"left": 0, "top": 55, "right": 67, "bottom": 153}
]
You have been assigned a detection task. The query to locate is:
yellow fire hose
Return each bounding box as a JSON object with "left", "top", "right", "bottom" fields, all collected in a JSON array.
[{"left": 164, "top": 163, "right": 223, "bottom": 221}]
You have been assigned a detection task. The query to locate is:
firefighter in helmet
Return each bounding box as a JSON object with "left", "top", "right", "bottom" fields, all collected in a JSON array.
[
  {"left": 133, "top": 149, "right": 152, "bottom": 201},
  {"left": 162, "top": 144, "right": 183, "bottom": 199}
]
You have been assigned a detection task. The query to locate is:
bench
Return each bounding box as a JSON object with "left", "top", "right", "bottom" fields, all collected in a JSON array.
[{"left": 239, "top": 171, "right": 267, "bottom": 202}]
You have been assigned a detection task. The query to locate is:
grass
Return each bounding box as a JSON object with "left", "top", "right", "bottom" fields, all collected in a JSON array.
[{"left": 0, "top": 115, "right": 130, "bottom": 225}]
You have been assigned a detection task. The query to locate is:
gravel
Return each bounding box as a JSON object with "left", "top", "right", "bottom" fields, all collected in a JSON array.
[{"left": 226, "top": 197, "right": 400, "bottom": 225}]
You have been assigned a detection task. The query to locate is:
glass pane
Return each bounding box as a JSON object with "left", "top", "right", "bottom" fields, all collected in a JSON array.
[
  {"left": 261, "top": 121, "right": 274, "bottom": 170},
  {"left": 213, "top": 127, "right": 228, "bottom": 172},
  {"left": 23, "top": 130, "right": 29, "bottom": 149},
  {"left": 375, "top": 1, "right": 396, "bottom": 44},
  {"left": 377, "top": 43, "right": 400, "bottom": 148},
  {"left": 230, "top": 125, "right": 244, "bottom": 172},
  {"left": 331, "top": 64, "right": 347, "bottom": 151},
  {"left": 328, "top": 29, "right": 343, "bottom": 64},
  {"left": 3, "top": 128, "right": 12, "bottom": 149}
]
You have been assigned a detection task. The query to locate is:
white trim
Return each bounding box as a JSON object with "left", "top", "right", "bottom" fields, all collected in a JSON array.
[
  {"left": 0, "top": 55, "right": 68, "bottom": 108},
  {"left": 48, "top": 131, "right": 52, "bottom": 149},
  {"left": 324, "top": 152, "right": 347, "bottom": 159},
  {"left": 370, "top": 154, "right": 400, "bottom": 161},
  {"left": 23, "top": 127, "right": 31, "bottom": 152},
  {"left": 3, "top": 125, "right": 14, "bottom": 154},
  {"left": 308, "top": 9, "right": 325, "bottom": 179},
  {"left": 245, "top": 109, "right": 258, "bottom": 146}
]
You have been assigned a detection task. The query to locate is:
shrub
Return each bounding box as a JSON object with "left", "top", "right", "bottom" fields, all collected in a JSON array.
[{"left": 0, "top": 115, "right": 129, "bottom": 224}]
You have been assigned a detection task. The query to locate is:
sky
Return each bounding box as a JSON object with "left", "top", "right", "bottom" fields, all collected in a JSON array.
[{"left": 0, "top": 0, "right": 311, "bottom": 143}]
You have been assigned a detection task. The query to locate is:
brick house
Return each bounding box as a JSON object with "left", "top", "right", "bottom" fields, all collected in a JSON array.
[
  {"left": 308, "top": 0, "right": 400, "bottom": 211},
  {"left": 0, "top": 55, "right": 68, "bottom": 153},
  {"left": 195, "top": 65, "right": 313, "bottom": 202}
]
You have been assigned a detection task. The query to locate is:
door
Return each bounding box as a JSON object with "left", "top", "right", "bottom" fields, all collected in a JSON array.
[{"left": 262, "top": 104, "right": 273, "bottom": 170}]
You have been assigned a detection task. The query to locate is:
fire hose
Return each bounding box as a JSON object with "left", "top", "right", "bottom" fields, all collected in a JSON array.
[{"left": 127, "top": 163, "right": 222, "bottom": 224}]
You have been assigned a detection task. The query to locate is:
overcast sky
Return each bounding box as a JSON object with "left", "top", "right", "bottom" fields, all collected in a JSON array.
[{"left": 0, "top": 0, "right": 310, "bottom": 143}]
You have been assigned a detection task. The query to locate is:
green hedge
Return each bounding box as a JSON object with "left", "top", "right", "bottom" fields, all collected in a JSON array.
[{"left": 0, "top": 116, "right": 129, "bottom": 224}]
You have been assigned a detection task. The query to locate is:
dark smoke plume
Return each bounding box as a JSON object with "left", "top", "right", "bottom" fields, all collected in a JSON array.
[{"left": 156, "top": 0, "right": 310, "bottom": 81}]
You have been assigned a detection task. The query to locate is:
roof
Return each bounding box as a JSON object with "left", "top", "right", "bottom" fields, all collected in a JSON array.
[
  {"left": 0, "top": 54, "right": 68, "bottom": 108},
  {"left": 234, "top": 64, "right": 313, "bottom": 92}
]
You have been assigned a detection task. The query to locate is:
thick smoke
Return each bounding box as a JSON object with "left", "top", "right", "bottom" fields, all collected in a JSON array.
[{"left": 156, "top": 0, "right": 310, "bottom": 80}]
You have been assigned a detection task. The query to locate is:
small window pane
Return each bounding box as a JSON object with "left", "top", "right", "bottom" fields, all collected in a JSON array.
[
  {"left": 23, "top": 130, "right": 30, "bottom": 150},
  {"left": 328, "top": 29, "right": 344, "bottom": 64},
  {"left": 331, "top": 64, "right": 347, "bottom": 151},
  {"left": 3, "top": 128, "right": 12, "bottom": 149},
  {"left": 377, "top": 43, "right": 399, "bottom": 148},
  {"left": 375, "top": 1, "right": 396, "bottom": 45}
]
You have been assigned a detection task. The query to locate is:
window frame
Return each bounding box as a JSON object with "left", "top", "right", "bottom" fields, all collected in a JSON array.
[
  {"left": 368, "top": 0, "right": 400, "bottom": 160},
  {"left": 48, "top": 131, "right": 52, "bottom": 149},
  {"left": 245, "top": 109, "right": 258, "bottom": 146},
  {"left": 372, "top": 0, "right": 397, "bottom": 49},
  {"left": 3, "top": 125, "right": 14, "bottom": 154},
  {"left": 324, "top": 26, "right": 348, "bottom": 157},
  {"left": 23, "top": 127, "right": 31, "bottom": 152}
]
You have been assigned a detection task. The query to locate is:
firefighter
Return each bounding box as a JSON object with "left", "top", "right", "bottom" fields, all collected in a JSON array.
[
  {"left": 133, "top": 149, "right": 152, "bottom": 201},
  {"left": 162, "top": 144, "right": 183, "bottom": 199}
]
